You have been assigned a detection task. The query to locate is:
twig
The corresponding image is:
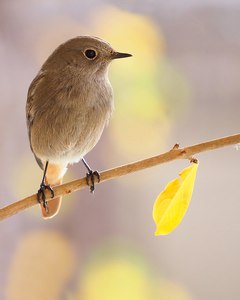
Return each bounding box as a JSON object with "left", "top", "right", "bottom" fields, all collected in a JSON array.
[{"left": 0, "top": 133, "right": 239, "bottom": 221}]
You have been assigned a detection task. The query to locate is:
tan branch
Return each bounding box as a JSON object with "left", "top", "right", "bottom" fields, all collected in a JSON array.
[{"left": 1, "top": 133, "right": 239, "bottom": 221}]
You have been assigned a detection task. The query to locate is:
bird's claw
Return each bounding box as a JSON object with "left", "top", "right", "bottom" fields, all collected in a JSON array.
[
  {"left": 37, "top": 183, "right": 55, "bottom": 214},
  {"left": 86, "top": 170, "right": 100, "bottom": 193}
]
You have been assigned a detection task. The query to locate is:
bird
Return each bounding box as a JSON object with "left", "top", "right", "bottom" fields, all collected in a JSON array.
[{"left": 26, "top": 36, "right": 131, "bottom": 219}]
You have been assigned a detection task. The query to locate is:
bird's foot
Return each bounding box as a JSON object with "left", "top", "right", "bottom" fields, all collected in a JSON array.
[
  {"left": 86, "top": 170, "right": 100, "bottom": 193},
  {"left": 37, "top": 183, "right": 55, "bottom": 214}
]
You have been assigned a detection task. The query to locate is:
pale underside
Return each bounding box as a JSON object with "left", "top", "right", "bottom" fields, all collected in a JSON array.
[{"left": 27, "top": 69, "right": 114, "bottom": 167}]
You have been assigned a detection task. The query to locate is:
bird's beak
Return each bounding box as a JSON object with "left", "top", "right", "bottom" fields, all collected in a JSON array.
[{"left": 111, "top": 52, "right": 132, "bottom": 59}]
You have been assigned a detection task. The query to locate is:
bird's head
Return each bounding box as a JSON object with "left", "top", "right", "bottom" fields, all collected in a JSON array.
[{"left": 43, "top": 36, "right": 132, "bottom": 76}]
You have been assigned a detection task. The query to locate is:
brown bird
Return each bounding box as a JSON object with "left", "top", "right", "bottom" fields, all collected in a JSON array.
[{"left": 26, "top": 36, "right": 131, "bottom": 219}]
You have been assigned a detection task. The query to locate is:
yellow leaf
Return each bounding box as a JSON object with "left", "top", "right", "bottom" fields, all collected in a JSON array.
[{"left": 153, "top": 163, "right": 198, "bottom": 235}]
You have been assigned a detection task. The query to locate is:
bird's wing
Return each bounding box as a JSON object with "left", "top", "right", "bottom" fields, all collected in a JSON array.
[{"left": 26, "top": 70, "right": 46, "bottom": 169}]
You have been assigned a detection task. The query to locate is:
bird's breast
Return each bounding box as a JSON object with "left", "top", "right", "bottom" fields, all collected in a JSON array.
[{"left": 31, "top": 75, "right": 114, "bottom": 164}]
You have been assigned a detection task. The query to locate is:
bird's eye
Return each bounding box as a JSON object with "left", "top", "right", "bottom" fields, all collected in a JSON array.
[{"left": 84, "top": 49, "right": 97, "bottom": 60}]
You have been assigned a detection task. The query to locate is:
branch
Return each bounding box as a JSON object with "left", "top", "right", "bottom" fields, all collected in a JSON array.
[{"left": 1, "top": 134, "right": 239, "bottom": 221}]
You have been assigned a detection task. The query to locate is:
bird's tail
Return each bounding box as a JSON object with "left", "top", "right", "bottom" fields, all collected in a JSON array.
[{"left": 40, "top": 162, "right": 67, "bottom": 219}]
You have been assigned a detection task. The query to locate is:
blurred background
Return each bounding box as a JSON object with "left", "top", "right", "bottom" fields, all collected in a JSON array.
[{"left": 0, "top": 0, "right": 240, "bottom": 299}]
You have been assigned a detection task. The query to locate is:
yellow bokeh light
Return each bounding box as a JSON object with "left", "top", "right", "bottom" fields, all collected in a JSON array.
[
  {"left": 70, "top": 247, "right": 192, "bottom": 300},
  {"left": 5, "top": 230, "right": 76, "bottom": 300},
  {"left": 89, "top": 6, "right": 183, "bottom": 160},
  {"left": 92, "top": 6, "right": 165, "bottom": 62},
  {"left": 81, "top": 258, "right": 150, "bottom": 300}
]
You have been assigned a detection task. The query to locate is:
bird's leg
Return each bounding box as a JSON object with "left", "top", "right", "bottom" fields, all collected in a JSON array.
[
  {"left": 82, "top": 157, "right": 100, "bottom": 193},
  {"left": 37, "top": 161, "right": 54, "bottom": 214}
]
